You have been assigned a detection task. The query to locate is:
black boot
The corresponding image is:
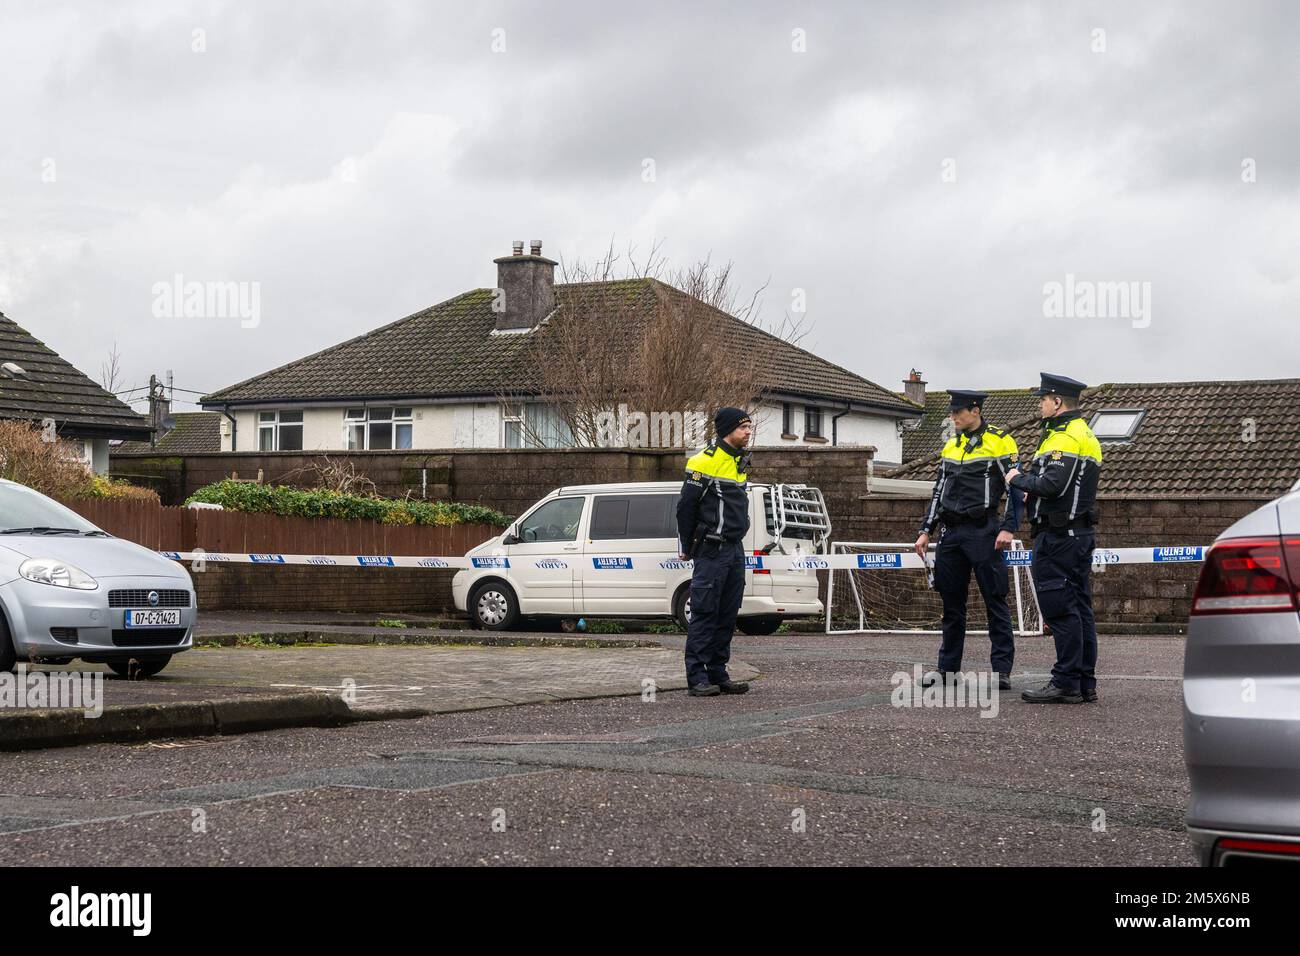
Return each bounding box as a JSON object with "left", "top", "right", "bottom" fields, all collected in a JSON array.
[
  {"left": 997, "top": 673, "right": 1012, "bottom": 691},
  {"left": 1021, "top": 682, "right": 1083, "bottom": 704},
  {"left": 717, "top": 679, "right": 749, "bottom": 695},
  {"left": 688, "top": 683, "right": 721, "bottom": 697}
]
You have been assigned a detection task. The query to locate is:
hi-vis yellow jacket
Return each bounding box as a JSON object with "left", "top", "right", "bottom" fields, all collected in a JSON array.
[
  {"left": 676, "top": 441, "right": 751, "bottom": 550},
  {"left": 1008, "top": 410, "right": 1103, "bottom": 530},
  {"left": 920, "top": 424, "right": 1022, "bottom": 535}
]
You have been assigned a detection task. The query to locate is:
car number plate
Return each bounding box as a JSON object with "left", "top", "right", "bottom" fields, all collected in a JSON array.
[{"left": 124, "top": 609, "right": 180, "bottom": 628}]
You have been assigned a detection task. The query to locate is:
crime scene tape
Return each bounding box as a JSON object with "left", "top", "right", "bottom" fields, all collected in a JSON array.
[{"left": 159, "top": 545, "right": 1208, "bottom": 572}]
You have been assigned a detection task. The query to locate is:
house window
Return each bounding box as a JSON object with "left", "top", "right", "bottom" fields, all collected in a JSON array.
[
  {"left": 502, "top": 403, "right": 573, "bottom": 449},
  {"left": 804, "top": 406, "right": 824, "bottom": 439},
  {"left": 1090, "top": 409, "right": 1146, "bottom": 441},
  {"left": 344, "top": 407, "right": 413, "bottom": 450},
  {"left": 257, "top": 411, "right": 303, "bottom": 451},
  {"left": 782, "top": 402, "right": 795, "bottom": 436},
  {"left": 503, "top": 404, "right": 525, "bottom": 449}
]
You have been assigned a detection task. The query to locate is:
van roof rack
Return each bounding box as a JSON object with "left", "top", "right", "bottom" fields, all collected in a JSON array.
[{"left": 768, "top": 483, "right": 832, "bottom": 552}]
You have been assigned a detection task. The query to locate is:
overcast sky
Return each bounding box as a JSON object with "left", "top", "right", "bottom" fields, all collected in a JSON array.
[{"left": 1, "top": 0, "right": 1297, "bottom": 415}]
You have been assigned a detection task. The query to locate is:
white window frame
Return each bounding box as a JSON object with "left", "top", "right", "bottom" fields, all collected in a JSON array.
[
  {"left": 343, "top": 407, "right": 414, "bottom": 450},
  {"left": 258, "top": 410, "right": 304, "bottom": 451},
  {"left": 502, "top": 403, "right": 525, "bottom": 449}
]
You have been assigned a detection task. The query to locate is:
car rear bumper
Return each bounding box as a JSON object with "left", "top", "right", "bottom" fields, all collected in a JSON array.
[
  {"left": 2, "top": 576, "right": 197, "bottom": 659},
  {"left": 740, "top": 595, "right": 822, "bottom": 618},
  {"left": 1187, "top": 826, "right": 1300, "bottom": 867}
]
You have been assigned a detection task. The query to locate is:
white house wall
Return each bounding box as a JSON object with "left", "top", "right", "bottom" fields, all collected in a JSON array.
[
  {"left": 218, "top": 400, "right": 903, "bottom": 458},
  {"left": 751, "top": 400, "right": 903, "bottom": 462}
]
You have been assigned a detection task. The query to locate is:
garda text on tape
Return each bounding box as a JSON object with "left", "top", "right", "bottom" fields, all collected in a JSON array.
[{"left": 163, "top": 546, "right": 1208, "bottom": 571}]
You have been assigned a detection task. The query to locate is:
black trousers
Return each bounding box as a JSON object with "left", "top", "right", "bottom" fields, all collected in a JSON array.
[
  {"left": 684, "top": 539, "right": 745, "bottom": 686},
  {"left": 1031, "top": 529, "right": 1097, "bottom": 693},
  {"left": 933, "top": 516, "right": 1015, "bottom": 675}
]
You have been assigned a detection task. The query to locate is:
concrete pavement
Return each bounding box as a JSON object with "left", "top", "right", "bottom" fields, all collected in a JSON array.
[{"left": 0, "top": 628, "right": 1195, "bottom": 865}]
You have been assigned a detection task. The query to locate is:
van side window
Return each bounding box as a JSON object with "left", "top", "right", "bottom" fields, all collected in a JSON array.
[
  {"left": 591, "top": 494, "right": 678, "bottom": 540},
  {"left": 518, "top": 497, "right": 585, "bottom": 543}
]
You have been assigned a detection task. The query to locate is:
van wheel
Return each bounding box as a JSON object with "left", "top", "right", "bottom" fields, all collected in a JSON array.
[
  {"left": 0, "top": 614, "right": 15, "bottom": 673},
  {"left": 737, "top": 615, "right": 782, "bottom": 636},
  {"left": 672, "top": 585, "right": 692, "bottom": 632},
  {"left": 471, "top": 582, "right": 519, "bottom": 631},
  {"left": 106, "top": 656, "right": 172, "bottom": 679}
]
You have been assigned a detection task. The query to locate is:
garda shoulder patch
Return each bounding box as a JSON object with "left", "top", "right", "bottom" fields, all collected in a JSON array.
[
  {"left": 691, "top": 471, "right": 701, "bottom": 479},
  {"left": 1051, "top": 450, "right": 1063, "bottom": 460}
]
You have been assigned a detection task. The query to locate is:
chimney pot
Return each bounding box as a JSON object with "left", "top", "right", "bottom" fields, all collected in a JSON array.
[
  {"left": 529, "top": 240, "right": 542, "bottom": 256},
  {"left": 511, "top": 240, "right": 524, "bottom": 256}
]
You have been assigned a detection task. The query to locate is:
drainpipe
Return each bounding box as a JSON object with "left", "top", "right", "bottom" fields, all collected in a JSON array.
[
  {"left": 831, "top": 403, "right": 851, "bottom": 446},
  {"left": 220, "top": 405, "right": 238, "bottom": 452}
]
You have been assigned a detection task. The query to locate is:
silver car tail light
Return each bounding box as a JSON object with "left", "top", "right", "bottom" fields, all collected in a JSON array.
[{"left": 1191, "top": 536, "right": 1300, "bottom": 615}]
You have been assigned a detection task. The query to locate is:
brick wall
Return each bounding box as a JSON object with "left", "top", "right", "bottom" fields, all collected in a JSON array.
[
  {"left": 110, "top": 446, "right": 879, "bottom": 520},
  {"left": 860, "top": 495, "right": 1269, "bottom": 628},
  {"left": 111, "top": 445, "right": 877, "bottom": 616},
  {"left": 111, "top": 447, "right": 1269, "bottom": 627},
  {"left": 193, "top": 564, "right": 455, "bottom": 614}
]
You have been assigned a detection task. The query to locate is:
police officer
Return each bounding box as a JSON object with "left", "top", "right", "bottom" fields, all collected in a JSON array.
[
  {"left": 676, "top": 406, "right": 753, "bottom": 697},
  {"left": 914, "top": 390, "right": 1023, "bottom": 691},
  {"left": 1005, "top": 373, "right": 1103, "bottom": 704}
]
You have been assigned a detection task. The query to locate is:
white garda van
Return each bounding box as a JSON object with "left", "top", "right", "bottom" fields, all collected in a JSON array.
[{"left": 452, "top": 481, "right": 830, "bottom": 633}]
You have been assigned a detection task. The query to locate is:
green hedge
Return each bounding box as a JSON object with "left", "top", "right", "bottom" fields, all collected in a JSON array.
[{"left": 185, "top": 480, "right": 512, "bottom": 528}]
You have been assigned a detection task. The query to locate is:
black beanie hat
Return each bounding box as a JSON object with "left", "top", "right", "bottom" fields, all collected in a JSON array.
[{"left": 714, "top": 406, "right": 752, "bottom": 438}]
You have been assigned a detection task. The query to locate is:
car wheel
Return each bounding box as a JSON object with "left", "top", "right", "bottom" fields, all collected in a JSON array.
[
  {"left": 672, "top": 585, "right": 692, "bottom": 632},
  {"left": 471, "top": 582, "right": 519, "bottom": 631},
  {"left": 106, "top": 656, "right": 172, "bottom": 679},
  {"left": 0, "top": 614, "right": 15, "bottom": 673},
  {"left": 737, "top": 615, "right": 783, "bottom": 636}
]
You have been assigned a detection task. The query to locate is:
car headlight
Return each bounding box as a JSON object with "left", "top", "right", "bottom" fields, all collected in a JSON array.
[{"left": 19, "top": 558, "right": 99, "bottom": 590}]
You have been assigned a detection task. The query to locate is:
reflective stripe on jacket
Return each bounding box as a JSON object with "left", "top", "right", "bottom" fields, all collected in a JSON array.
[
  {"left": 920, "top": 424, "right": 1022, "bottom": 534},
  {"left": 676, "top": 441, "right": 751, "bottom": 549},
  {"left": 1010, "top": 411, "right": 1103, "bottom": 526}
]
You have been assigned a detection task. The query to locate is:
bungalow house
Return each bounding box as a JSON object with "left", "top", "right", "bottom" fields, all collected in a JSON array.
[
  {"left": 0, "top": 311, "right": 152, "bottom": 473},
  {"left": 200, "top": 241, "right": 923, "bottom": 464}
]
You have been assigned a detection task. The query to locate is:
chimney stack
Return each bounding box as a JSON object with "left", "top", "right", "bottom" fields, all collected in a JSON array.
[
  {"left": 903, "top": 368, "right": 926, "bottom": 406},
  {"left": 494, "top": 238, "right": 557, "bottom": 332}
]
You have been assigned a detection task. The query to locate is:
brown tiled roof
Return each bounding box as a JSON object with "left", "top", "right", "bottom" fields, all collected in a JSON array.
[
  {"left": 200, "top": 279, "right": 920, "bottom": 415},
  {"left": 0, "top": 313, "right": 151, "bottom": 438},
  {"left": 888, "top": 379, "right": 1300, "bottom": 499},
  {"left": 115, "top": 412, "right": 221, "bottom": 455},
  {"left": 901, "top": 388, "right": 1040, "bottom": 462}
]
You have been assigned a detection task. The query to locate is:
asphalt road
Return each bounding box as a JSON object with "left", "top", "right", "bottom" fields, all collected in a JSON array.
[{"left": 0, "top": 630, "right": 1195, "bottom": 866}]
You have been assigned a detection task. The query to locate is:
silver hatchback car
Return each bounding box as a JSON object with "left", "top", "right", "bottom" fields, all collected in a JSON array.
[
  {"left": 1184, "top": 486, "right": 1300, "bottom": 866},
  {"left": 0, "top": 479, "right": 197, "bottom": 678}
]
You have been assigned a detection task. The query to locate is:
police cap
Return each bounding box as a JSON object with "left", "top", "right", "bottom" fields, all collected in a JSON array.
[
  {"left": 1032, "top": 372, "right": 1087, "bottom": 398},
  {"left": 946, "top": 389, "right": 987, "bottom": 411}
]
